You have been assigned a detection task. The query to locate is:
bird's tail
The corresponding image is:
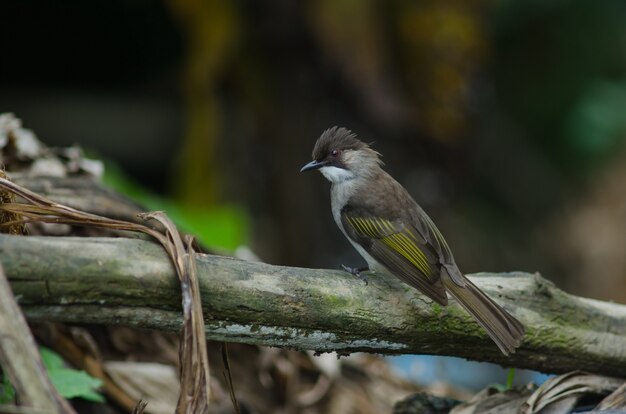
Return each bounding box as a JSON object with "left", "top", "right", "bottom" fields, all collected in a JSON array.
[{"left": 442, "top": 268, "right": 525, "bottom": 355}]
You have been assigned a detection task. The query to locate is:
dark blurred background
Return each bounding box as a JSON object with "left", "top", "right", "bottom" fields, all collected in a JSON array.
[{"left": 2, "top": 0, "right": 626, "bottom": 302}]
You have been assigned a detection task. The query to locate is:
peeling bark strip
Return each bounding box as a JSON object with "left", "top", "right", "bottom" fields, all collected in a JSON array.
[{"left": 2, "top": 234, "right": 626, "bottom": 377}]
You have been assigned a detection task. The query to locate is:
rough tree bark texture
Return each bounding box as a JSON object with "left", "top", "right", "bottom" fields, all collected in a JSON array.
[{"left": 2, "top": 234, "right": 626, "bottom": 377}]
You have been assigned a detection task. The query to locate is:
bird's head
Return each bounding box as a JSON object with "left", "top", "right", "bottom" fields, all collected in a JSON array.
[{"left": 300, "top": 127, "right": 382, "bottom": 183}]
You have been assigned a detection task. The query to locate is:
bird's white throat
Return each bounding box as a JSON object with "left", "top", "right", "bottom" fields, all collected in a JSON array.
[{"left": 319, "top": 166, "right": 356, "bottom": 183}]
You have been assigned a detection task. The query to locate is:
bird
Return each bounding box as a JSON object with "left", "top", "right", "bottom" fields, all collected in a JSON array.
[{"left": 300, "top": 126, "right": 525, "bottom": 355}]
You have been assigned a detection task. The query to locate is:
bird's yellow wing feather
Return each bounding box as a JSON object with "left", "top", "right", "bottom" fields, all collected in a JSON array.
[
  {"left": 342, "top": 213, "right": 448, "bottom": 304},
  {"left": 346, "top": 216, "right": 437, "bottom": 279}
]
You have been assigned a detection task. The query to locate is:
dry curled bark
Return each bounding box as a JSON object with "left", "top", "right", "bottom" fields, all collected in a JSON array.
[{"left": 2, "top": 234, "right": 626, "bottom": 377}]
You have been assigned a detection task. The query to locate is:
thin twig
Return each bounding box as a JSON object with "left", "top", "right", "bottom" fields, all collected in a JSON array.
[{"left": 221, "top": 344, "right": 241, "bottom": 414}]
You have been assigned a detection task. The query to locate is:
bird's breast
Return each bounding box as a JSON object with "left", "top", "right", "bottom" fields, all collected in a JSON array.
[
  {"left": 329, "top": 178, "right": 361, "bottom": 227},
  {"left": 329, "top": 178, "right": 383, "bottom": 270}
]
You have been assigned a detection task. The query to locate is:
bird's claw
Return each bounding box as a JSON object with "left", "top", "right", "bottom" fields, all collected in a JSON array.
[{"left": 340, "top": 265, "right": 369, "bottom": 285}]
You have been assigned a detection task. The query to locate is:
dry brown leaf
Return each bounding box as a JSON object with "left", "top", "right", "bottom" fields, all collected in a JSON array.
[
  {"left": 0, "top": 113, "right": 103, "bottom": 177},
  {"left": 105, "top": 361, "right": 179, "bottom": 414},
  {"left": 132, "top": 400, "right": 149, "bottom": 414},
  {"left": 595, "top": 381, "right": 626, "bottom": 410},
  {"left": 0, "top": 171, "right": 27, "bottom": 235},
  {"left": 450, "top": 386, "right": 533, "bottom": 414},
  {"left": 447, "top": 371, "right": 625, "bottom": 414},
  {"left": 107, "top": 327, "right": 179, "bottom": 366},
  {"left": 521, "top": 371, "right": 623, "bottom": 414}
]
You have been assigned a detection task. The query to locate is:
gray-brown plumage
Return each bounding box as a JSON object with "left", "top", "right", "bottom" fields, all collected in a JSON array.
[{"left": 301, "top": 127, "right": 525, "bottom": 355}]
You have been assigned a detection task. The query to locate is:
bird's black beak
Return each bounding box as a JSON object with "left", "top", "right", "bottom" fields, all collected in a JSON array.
[{"left": 300, "top": 160, "right": 326, "bottom": 172}]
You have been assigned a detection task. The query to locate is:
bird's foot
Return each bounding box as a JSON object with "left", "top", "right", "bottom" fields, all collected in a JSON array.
[{"left": 340, "top": 265, "right": 370, "bottom": 285}]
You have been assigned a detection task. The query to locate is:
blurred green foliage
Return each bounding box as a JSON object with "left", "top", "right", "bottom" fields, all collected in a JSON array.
[
  {"left": 39, "top": 347, "right": 104, "bottom": 403},
  {"left": 494, "top": 0, "right": 626, "bottom": 174},
  {"left": 566, "top": 82, "right": 626, "bottom": 167},
  {"left": 103, "top": 160, "right": 249, "bottom": 251}
]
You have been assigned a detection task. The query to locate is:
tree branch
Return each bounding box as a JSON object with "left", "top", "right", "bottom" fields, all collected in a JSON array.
[{"left": 2, "top": 234, "right": 626, "bottom": 376}]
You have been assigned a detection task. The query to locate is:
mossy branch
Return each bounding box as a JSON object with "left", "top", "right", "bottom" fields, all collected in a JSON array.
[{"left": 2, "top": 234, "right": 626, "bottom": 376}]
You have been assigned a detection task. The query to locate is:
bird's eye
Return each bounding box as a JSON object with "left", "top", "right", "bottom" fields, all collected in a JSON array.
[{"left": 331, "top": 149, "right": 339, "bottom": 157}]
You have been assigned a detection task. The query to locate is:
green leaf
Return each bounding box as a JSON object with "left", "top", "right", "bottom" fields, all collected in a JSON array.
[
  {"left": 488, "top": 368, "right": 516, "bottom": 392},
  {"left": 39, "top": 347, "right": 105, "bottom": 403},
  {"left": 506, "top": 367, "right": 516, "bottom": 389},
  {"left": 47, "top": 369, "right": 105, "bottom": 403},
  {"left": 166, "top": 204, "right": 249, "bottom": 251},
  {"left": 40, "top": 347, "right": 65, "bottom": 370},
  {"left": 566, "top": 81, "right": 626, "bottom": 166}
]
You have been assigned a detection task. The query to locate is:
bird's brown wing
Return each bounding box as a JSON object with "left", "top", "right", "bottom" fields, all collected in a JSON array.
[
  {"left": 409, "top": 204, "right": 467, "bottom": 287},
  {"left": 341, "top": 209, "right": 449, "bottom": 305}
]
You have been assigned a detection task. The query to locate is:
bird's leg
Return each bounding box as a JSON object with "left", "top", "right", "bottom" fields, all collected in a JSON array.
[{"left": 340, "top": 265, "right": 370, "bottom": 285}]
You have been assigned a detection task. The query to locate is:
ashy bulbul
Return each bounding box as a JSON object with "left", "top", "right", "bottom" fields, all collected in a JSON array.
[{"left": 300, "top": 127, "right": 524, "bottom": 355}]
